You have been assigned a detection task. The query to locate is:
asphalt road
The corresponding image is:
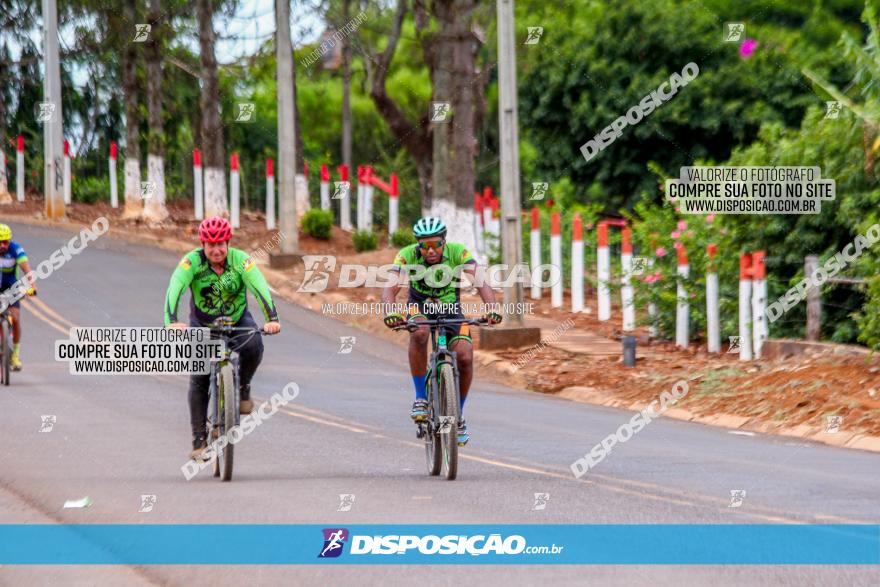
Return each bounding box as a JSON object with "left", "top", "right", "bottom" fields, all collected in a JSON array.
[{"left": 1, "top": 220, "right": 878, "bottom": 586}]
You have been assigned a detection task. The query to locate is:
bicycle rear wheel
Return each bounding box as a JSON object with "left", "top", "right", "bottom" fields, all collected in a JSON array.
[
  {"left": 218, "top": 362, "right": 237, "bottom": 481},
  {"left": 438, "top": 363, "right": 459, "bottom": 480},
  {"left": 1, "top": 317, "right": 10, "bottom": 386},
  {"left": 424, "top": 368, "right": 441, "bottom": 476}
]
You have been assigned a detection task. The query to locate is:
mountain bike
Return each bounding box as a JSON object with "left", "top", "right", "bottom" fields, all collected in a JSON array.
[
  {"left": 204, "top": 317, "right": 270, "bottom": 482},
  {"left": 396, "top": 316, "right": 489, "bottom": 481}
]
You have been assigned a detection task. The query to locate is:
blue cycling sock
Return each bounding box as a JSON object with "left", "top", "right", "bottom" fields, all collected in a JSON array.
[
  {"left": 412, "top": 374, "right": 427, "bottom": 401},
  {"left": 460, "top": 394, "right": 467, "bottom": 414}
]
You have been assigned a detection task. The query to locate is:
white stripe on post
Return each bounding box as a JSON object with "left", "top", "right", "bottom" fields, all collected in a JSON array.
[
  {"left": 571, "top": 214, "right": 584, "bottom": 312},
  {"left": 193, "top": 149, "right": 203, "bottom": 220},
  {"left": 597, "top": 222, "right": 611, "bottom": 321},
  {"left": 229, "top": 153, "right": 240, "bottom": 228},
  {"left": 473, "top": 193, "right": 484, "bottom": 255},
  {"left": 356, "top": 165, "right": 365, "bottom": 231},
  {"left": 530, "top": 207, "right": 541, "bottom": 300},
  {"left": 16, "top": 135, "right": 24, "bottom": 202},
  {"left": 320, "top": 164, "right": 330, "bottom": 211},
  {"left": 389, "top": 173, "right": 399, "bottom": 235},
  {"left": 266, "top": 158, "right": 276, "bottom": 230},
  {"left": 550, "top": 212, "right": 562, "bottom": 308},
  {"left": 751, "top": 250, "right": 767, "bottom": 359},
  {"left": 364, "top": 166, "right": 374, "bottom": 232},
  {"left": 63, "top": 139, "right": 71, "bottom": 204},
  {"left": 109, "top": 142, "right": 118, "bottom": 208},
  {"left": 647, "top": 258, "right": 658, "bottom": 337},
  {"left": 676, "top": 245, "right": 689, "bottom": 348},
  {"left": 706, "top": 244, "right": 720, "bottom": 353},
  {"left": 739, "top": 253, "right": 753, "bottom": 361},
  {"left": 482, "top": 188, "right": 492, "bottom": 237},
  {"left": 621, "top": 226, "right": 635, "bottom": 331}
]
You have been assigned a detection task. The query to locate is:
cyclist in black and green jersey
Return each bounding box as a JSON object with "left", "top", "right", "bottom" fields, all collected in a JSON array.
[
  {"left": 381, "top": 217, "right": 502, "bottom": 446},
  {"left": 164, "top": 216, "right": 281, "bottom": 459}
]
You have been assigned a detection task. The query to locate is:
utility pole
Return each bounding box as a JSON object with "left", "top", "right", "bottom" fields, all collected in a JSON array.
[
  {"left": 497, "top": 0, "right": 524, "bottom": 326},
  {"left": 42, "top": 0, "right": 65, "bottom": 219},
  {"left": 272, "top": 0, "right": 300, "bottom": 266},
  {"left": 340, "top": 0, "right": 353, "bottom": 231}
]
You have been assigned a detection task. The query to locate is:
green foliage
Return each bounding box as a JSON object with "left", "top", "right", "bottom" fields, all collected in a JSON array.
[
  {"left": 301, "top": 209, "right": 334, "bottom": 240},
  {"left": 391, "top": 229, "right": 416, "bottom": 248},
  {"left": 73, "top": 176, "right": 111, "bottom": 204},
  {"left": 353, "top": 229, "right": 379, "bottom": 252}
]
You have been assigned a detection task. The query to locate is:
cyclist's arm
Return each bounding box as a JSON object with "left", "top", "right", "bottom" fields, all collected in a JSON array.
[
  {"left": 381, "top": 248, "right": 410, "bottom": 305},
  {"left": 164, "top": 255, "right": 196, "bottom": 326},
  {"left": 17, "top": 260, "right": 35, "bottom": 290},
  {"left": 240, "top": 258, "right": 279, "bottom": 323}
]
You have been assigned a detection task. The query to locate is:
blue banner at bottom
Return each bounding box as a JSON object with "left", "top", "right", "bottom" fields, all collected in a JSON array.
[{"left": 0, "top": 524, "right": 877, "bottom": 564}]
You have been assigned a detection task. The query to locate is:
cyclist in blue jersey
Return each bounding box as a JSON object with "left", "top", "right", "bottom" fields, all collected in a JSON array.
[{"left": 0, "top": 224, "right": 37, "bottom": 370}]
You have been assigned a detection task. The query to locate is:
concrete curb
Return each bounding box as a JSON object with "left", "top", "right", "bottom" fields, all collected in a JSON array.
[{"left": 558, "top": 384, "right": 880, "bottom": 454}]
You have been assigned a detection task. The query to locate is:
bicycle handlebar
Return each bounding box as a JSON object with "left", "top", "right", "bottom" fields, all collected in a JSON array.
[{"left": 393, "top": 316, "right": 489, "bottom": 332}]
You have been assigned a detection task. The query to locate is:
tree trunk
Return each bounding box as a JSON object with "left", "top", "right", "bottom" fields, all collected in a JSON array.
[
  {"left": 121, "top": 0, "right": 142, "bottom": 219},
  {"left": 0, "top": 42, "right": 9, "bottom": 203},
  {"left": 340, "top": 0, "right": 352, "bottom": 227},
  {"left": 143, "top": 0, "right": 169, "bottom": 224},
  {"left": 428, "top": 0, "right": 479, "bottom": 252},
  {"left": 197, "top": 0, "right": 227, "bottom": 218}
]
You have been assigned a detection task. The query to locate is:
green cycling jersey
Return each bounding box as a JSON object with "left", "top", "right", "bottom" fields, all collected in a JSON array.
[
  {"left": 164, "top": 247, "right": 279, "bottom": 326},
  {"left": 392, "top": 242, "right": 476, "bottom": 304}
]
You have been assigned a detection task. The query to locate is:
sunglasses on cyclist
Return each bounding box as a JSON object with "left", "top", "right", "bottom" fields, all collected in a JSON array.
[{"left": 418, "top": 239, "right": 445, "bottom": 251}]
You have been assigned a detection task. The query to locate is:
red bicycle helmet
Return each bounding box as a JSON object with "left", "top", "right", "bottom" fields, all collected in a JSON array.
[{"left": 198, "top": 216, "right": 233, "bottom": 243}]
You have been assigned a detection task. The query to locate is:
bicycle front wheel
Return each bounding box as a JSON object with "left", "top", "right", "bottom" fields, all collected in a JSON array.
[
  {"left": 438, "top": 363, "right": 459, "bottom": 480},
  {"left": 425, "top": 368, "right": 441, "bottom": 476},
  {"left": 218, "top": 362, "right": 237, "bottom": 481},
  {"left": 1, "top": 317, "right": 10, "bottom": 386}
]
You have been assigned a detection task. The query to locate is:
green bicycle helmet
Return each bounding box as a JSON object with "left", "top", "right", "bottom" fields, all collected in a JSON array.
[{"left": 413, "top": 217, "right": 447, "bottom": 238}]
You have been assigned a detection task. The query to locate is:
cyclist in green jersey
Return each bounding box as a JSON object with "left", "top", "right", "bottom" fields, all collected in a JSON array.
[
  {"left": 164, "top": 216, "right": 281, "bottom": 459},
  {"left": 381, "top": 217, "right": 502, "bottom": 446}
]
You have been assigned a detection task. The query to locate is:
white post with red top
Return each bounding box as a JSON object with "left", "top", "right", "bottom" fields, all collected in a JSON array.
[
  {"left": 621, "top": 226, "right": 635, "bottom": 331},
  {"left": 751, "top": 250, "right": 767, "bottom": 359},
  {"left": 676, "top": 245, "right": 689, "bottom": 348},
  {"left": 530, "top": 207, "right": 541, "bottom": 300},
  {"left": 266, "top": 158, "right": 276, "bottom": 230},
  {"left": 16, "top": 135, "right": 24, "bottom": 202},
  {"left": 706, "top": 244, "right": 720, "bottom": 353},
  {"left": 229, "top": 153, "right": 240, "bottom": 228},
  {"left": 571, "top": 213, "right": 584, "bottom": 312},
  {"left": 193, "top": 149, "right": 204, "bottom": 220},
  {"left": 597, "top": 222, "right": 611, "bottom": 320},
  {"left": 482, "top": 187, "right": 493, "bottom": 238},
  {"left": 63, "top": 139, "right": 71, "bottom": 204},
  {"left": 388, "top": 173, "right": 399, "bottom": 235},
  {"left": 365, "top": 166, "right": 374, "bottom": 231},
  {"left": 739, "top": 253, "right": 753, "bottom": 361},
  {"left": 356, "top": 165, "right": 365, "bottom": 231},
  {"left": 550, "top": 211, "right": 562, "bottom": 308},
  {"left": 320, "top": 164, "right": 330, "bottom": 212},
  {"left": 109, "top": 142, "right": 118, "bottom": 208},
  {"left": 338, "top": 164, "right": 351, "bottom": 230}
]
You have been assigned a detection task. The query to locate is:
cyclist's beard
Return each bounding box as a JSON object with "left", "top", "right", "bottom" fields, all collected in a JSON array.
[{"left": 423, "top": 250, "right": 442, "bottom": 264}]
